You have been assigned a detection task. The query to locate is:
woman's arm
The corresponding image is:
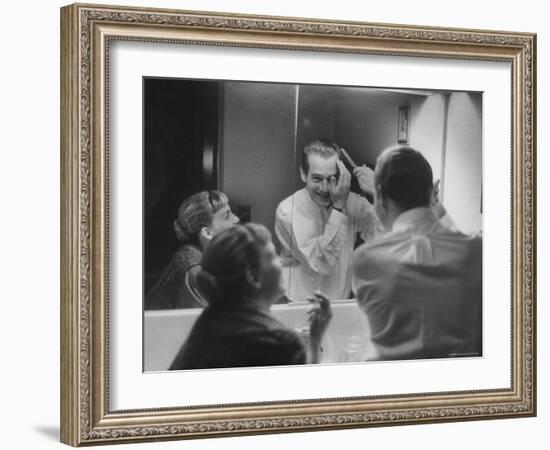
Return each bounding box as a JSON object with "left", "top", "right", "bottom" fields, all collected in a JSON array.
[{"left": 307, "top": 291, "right": 333, "bottom": 364}]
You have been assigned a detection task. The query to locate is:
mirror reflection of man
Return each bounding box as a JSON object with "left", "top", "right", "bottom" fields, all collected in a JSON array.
[{"left": 275, "top": 139, "right": 383, "bottom": 302}]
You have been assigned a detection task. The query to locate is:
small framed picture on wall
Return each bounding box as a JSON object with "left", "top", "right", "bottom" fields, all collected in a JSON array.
[{"left": 398, "top": 105, "right": 409, "bottom": 144}]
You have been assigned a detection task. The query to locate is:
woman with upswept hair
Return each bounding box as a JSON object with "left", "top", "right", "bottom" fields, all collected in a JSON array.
[
  {"left": 170, "top": 223, "right": 332, "bottom": 370},
  {"left": 145, "top": 190, "right": 238, "bottom": 310}
]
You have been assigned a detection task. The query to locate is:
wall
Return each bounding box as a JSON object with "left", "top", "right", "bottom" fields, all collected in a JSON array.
[
  {"left": 410, "top": 92, "right": 483, "bottom": 233},
  {"left": 335, "top": 88, "right": 411, "bottom": 166},
  {"left": 1, "top": 1, "right": 546, "bottom": 450},
  {"left": 222, "top": 81, "right": 297, "bottom": 236},
  {"left": 444, "top": 92, "right": 483, "bottom": 232},
  {"left": 410, "top": 94, "right": 446, "bottom": 181},
  {"left": 295, "top": 85, "right": 337, "bottom": 187}
]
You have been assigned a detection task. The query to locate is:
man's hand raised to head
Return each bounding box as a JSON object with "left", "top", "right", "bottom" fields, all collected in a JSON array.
[
  {"left": 330, "top": 160, "right": 351, "bottom": 210},
  {"left": 431, "top": 179, "right": 447, "bottom": 219},
  {"left": 353, "top": 165, "right": 375, "bottom": 195}
]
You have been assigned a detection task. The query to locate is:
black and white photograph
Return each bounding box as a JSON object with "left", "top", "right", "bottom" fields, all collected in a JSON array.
[{"left": 143, "top": 78, "right": 483, "bottom": 372}]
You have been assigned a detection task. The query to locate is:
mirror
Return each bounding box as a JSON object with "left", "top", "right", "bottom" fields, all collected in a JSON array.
[{"left": 144, "top": 77, "right": 482, "bottom": 307}]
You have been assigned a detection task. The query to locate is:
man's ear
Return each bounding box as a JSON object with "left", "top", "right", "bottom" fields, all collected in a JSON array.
[
  {"left": 374, "top": 184, "right": 387, "bottom": 209},
  {"left": 245, "top": 268, "right": 261, "bottom": 290},
  {"left": 200, "top": 227, "right": 213, "bottom": 240},
  {"left": 429, "top": 179, "right": 440, "bottom": 206},
  {"left": 300, "top": 167, "right": 307, "bottom": 183}
]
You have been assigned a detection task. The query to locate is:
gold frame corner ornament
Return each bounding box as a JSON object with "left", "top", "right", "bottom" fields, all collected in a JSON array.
[{"left": 60, "top": 3, "right": 536, "bottom": 446}]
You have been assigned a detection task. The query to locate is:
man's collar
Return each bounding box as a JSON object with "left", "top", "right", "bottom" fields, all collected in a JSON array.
[{"left": 392, "top": 207, "right": 438, "bottom": 233}]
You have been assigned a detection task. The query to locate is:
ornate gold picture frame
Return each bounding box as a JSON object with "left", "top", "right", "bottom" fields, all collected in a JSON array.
[{"left": 60, "top": 3, "right": 536, "bottom": 446}]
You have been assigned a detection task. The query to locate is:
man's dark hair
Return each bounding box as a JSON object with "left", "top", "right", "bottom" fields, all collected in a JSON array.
[
  {"left": 300, "top": 139, "right": 341, "bottom": 175},
  {"left": 376, "top": 146, "right": 433, "bottom": 211}
]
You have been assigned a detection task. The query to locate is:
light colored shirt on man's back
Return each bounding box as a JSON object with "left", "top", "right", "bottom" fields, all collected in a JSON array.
[{"left": 352, "top": 207, "right": 482, "bottom": 361}]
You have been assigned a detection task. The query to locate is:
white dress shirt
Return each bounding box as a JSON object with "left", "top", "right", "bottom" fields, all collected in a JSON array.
[
  {"left": 275, "top": 188, "right": 381, "bottom": 302},
  {"left": 352, "top": 207, "right": 482, "bottom": 361}
]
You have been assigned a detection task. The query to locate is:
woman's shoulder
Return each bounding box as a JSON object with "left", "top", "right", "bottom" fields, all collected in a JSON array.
[
  {"left": 174, "top": 243, "right": 202, "bottom": 259},
  {"left": 218, "top": 310, "right": 306, "bottom": 361},
  {"left": 173, "top": 244, "right": 202, "bottom": 269},
  {"left": 244, "top": 324, "right": 304, "bottom": 355}
]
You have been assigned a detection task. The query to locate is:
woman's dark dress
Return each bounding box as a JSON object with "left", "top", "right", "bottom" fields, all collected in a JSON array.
[
  {"left": 145, "top": 244, "right": 205, "bottom": 310},
  {"left": 170, "top": 304, "right": 306, "bottom": 370}
]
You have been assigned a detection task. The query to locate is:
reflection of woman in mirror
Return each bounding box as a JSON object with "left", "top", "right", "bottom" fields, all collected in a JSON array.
[
  {"left": 145, "top": 190, "right": 239, "bottom": 310},
  {"left": 169, "top": 223, "right": 332, "bottom": 370}
]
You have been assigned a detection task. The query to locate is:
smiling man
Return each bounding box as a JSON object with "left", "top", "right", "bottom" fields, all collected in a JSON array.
[{"left": 275, "top": 139, "right": 383, "bottom": 302}]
